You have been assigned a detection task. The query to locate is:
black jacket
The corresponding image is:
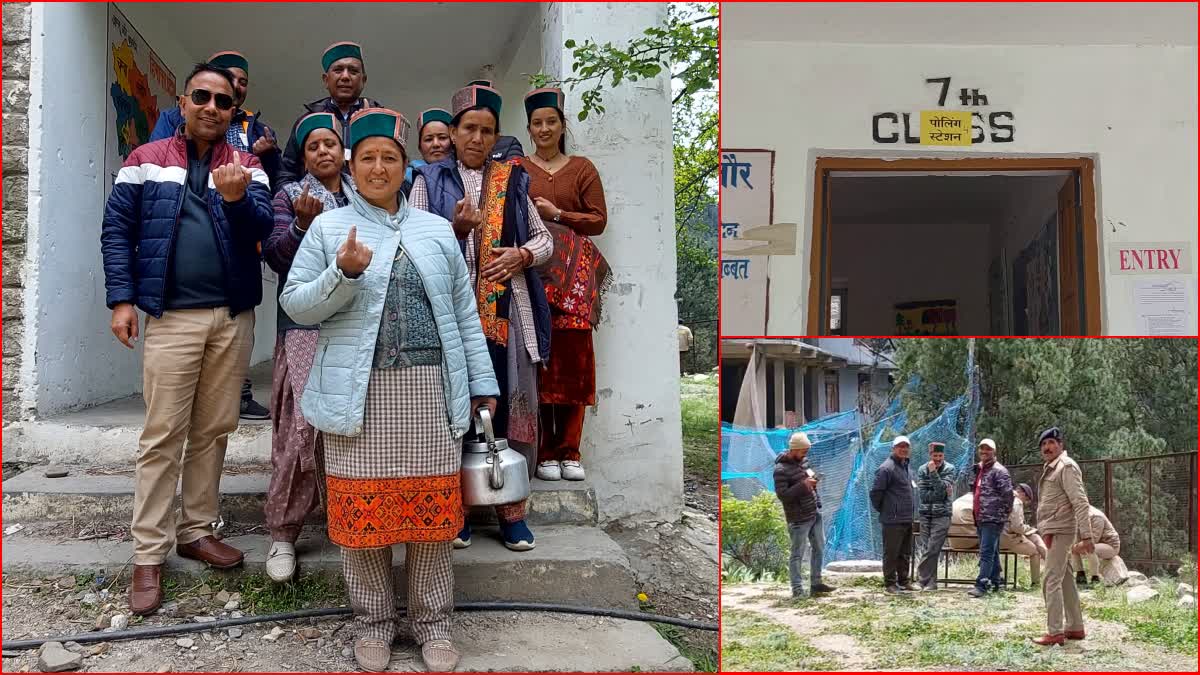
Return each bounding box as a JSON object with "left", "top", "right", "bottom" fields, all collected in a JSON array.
[
  {"left": 773, "top": 453, "right": 821, "bottom": 525},
  {"left": 278, "top": 96, "right": 385, "bottom": 188},
  {"left": 870, "top": 455, "right": 914, "bottom": 526}
]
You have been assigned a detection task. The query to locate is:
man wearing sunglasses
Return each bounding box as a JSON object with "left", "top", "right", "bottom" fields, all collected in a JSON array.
[
  {"left": 277, "top": 41, "right": 385, "bottom": 189},
  {"left": 101, "top": 62, "right": 275, "bottom": 617},
  {"left": 150, "top": 51, "right": 279, "bottom": 422}
]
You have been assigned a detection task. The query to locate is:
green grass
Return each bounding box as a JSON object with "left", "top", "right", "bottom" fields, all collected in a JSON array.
[
  {"left": 721, "top": 608, "right": 840, "bottom": 672},
  {"left": 236, "top": 571, "right": 346, "bottom": 614},
  {"left": 1085, "top": 579, "right": 1198, "bottom": 655},
  {"left": 680, "top": 375, "right": 718, "bottom": 481},
  {"left": 651, "top": 622, "right": 717, "bottom": 672}
]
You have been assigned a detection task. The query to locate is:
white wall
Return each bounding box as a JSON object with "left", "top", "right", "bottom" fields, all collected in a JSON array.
[
  {"left": 723, "top": 37, "right": 1198, "bottom": 335},
  {"left": 541, "top": 2, "right": 682, "bottom": 523},
  {"left": 831, "top": 222, "right": 990, "bottom": 335}
]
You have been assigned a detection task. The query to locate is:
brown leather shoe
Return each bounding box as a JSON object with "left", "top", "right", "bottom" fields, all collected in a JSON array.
[
  {"left": 1065, "top": 629, "right": 1086, "bottom": 640},
  {"left": 177, "top": 535, "right": 244, "bottom": 569},
  {"left": 1032, "top": 633, "right": 1065, "bottom": 646},
  {"left": 129, "top": 564, "right": 163, "bottom": 616}
]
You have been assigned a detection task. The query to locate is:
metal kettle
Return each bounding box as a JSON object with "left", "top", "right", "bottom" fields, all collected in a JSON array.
[{"left": 461, "top": 409, "right": 531, "bottom": 507}]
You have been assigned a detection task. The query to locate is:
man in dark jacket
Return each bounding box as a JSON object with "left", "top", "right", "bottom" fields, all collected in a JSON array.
[
  {"left": 774, "top": 432, "right": 836, "bottom": 598},
  {"left": 871, "top": 435, "right": 916, "bottom": 593},
  {"left": 148, "top": 50, "right": 278, "bottom": 420},
  {"left": 916, "top": 441, "right": 956, "bottom": 590},
  {"left": 277, "top": 42, "right": 385, "bottom": 189},
  {"left": 101, "top": 63, "right": 274, "bottom": 616},
  {"left": 967, "top": 438, "right": 1014, "bottom": 597}
]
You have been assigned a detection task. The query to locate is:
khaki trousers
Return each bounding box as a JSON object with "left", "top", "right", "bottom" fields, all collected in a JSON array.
[
  {"left": 131, "top": 308, "right": 254, "bottom": 565},
  {"left": 1042, "top": 533, "right": 1085, "bottom": 635}
]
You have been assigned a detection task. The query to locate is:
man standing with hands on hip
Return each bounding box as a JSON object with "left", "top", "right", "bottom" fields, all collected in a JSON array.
[
  {"left": 1033, "top": 427, "right": 1094, "bottom": 646},
  {"left": 774, "top": 432, "right": 836, "bottom": 598}
]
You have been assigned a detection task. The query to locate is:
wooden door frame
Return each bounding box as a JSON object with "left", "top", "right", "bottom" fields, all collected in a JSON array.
[{"left": 806, "top": 156, "right": 1101, "bottom": 335}]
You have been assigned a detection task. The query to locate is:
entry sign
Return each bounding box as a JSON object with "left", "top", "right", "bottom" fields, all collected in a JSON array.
[{"left": 1109, "top": 242, "right": 1192, "bottom": 275}]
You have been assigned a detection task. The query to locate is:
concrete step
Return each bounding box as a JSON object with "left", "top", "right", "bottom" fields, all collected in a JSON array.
[
  {"left": 1, "top": 524, "right": 640, "bottom": 611},
  {"left": 2, "top": 466, "right": 597, "bottom": 526}
]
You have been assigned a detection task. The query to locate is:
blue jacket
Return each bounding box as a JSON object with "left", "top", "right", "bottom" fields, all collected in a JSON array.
[
  {"left": 150, "top": 107, "right": 281, "bottom": 188},
  {"left": 412, "top": 158, "right": 552, "bottom": 362},
  {"left": 100, "top": 132, "right": 274, "bottom": 318},
  {"left": 278, "top": 187, "right": 500, "bottom": 438}
]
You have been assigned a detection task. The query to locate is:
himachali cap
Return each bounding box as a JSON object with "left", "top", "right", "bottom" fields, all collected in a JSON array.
[
  {"left": 468, "top": 79, "right": 494, "bottom": 87},
  {"left": 524, "top": 87, "right": 565, "bottom": 118},
  {"left": 322, "top": 41, "right": 364, "bottom": 72},
  {"left": 451, "top": 82, "right": 503, "bottom": 121},
  {"left": 418, "top": 108, "right": 453, "bottom": 132},
  {"left": 348, "top": 108, "right": 410, "bottom": 153},
  {"left": 294, "top": 112, "right": 342, "bottom": 149},
  {"left": 208, "top": 50, "right": 248, "bottom": 73},
  {"left": 928, "top": 442, "right": 946, "bottom": 452}
]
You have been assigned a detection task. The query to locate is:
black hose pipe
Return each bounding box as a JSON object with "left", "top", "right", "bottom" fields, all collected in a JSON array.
[{"left": 2, "top": 601, "right": 716, "bottom": 651}]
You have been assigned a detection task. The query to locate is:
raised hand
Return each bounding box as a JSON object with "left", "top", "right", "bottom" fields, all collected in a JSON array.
[
  {"left": 212, "top": 150, "right": 253, "bottom": 203},
  {"left": 336, "top": 225, "right": 373, "bottom": 278},
  {"left": 293, "top": 184, "right": 324, "bottom": 231},
  {"left": 252, "top": 127, "right": 277, "bottom": 156},
  {"left": 451, "top": 198, "right": 482, "bottom": 238}
]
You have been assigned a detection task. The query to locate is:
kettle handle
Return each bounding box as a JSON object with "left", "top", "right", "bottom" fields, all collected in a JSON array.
[{"left": 476, "top": 408, "right": 505, "bottom": 490}]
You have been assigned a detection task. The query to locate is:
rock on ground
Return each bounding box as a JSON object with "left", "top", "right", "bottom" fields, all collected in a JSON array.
[
  {"left": 1126, "top": 585, "right": 1159, "bottom": 604},
  {"left": 1177, "top": 595, "right": 1196, "bottom": 609},
  {"left": 37, "top": 642, "right": 82, "bottom": 672},
  {"left": 826, "top": 560, "right": 883, "bottom": 573},
  {"left": 1175, "top": 582, "right": 1194, "bottom": 598}
]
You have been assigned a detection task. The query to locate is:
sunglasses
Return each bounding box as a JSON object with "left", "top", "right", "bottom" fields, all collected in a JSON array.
[{"left": 188, "top": 88, "right": 234, "bottom": 111}]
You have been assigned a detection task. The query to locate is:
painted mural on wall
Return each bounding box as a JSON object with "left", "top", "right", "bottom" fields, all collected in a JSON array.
[
  {"left": 105, "top": 5, "right": 176, "bottom": 195},
  {"left": 720, "top": 150, "right": 774, "bottom": 335},
  {"left": 894, "top": 299, "right": 958, "bottom": 335},
  {"left": 872, "top": 77, "right": 1014, "bottom": 145}
]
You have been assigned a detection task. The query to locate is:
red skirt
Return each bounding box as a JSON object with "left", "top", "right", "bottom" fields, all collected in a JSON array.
[{"left": 539, "top": 326, "right": 596, "bottom": 406}]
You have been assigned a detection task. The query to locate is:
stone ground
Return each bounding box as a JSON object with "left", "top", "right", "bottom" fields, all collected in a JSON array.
[
  {"left": 721, "top": 575, "right": 1198, "bottom": 672},
  {"left": 0, "top": 511, "right": 716, "bottom": 673}
]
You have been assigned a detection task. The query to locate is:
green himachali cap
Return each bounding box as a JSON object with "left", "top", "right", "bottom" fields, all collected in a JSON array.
[
  {"left": 323, "top": 41, "right": 364, "bottom": 72},
  {"left": 294, "top": 112, "right": 341, "bottom": 149},
  {"left": 524, "top": 87, "right": 565, "bottom": 118},
  {"left": 348, "top": 108, "right": 410, "bottom": 152},
  {"left": 207, "top": 50, "right": 248, "bottom": 74},
  {"left": 418, "top": 108, "right": 452, "bottom": 132}
]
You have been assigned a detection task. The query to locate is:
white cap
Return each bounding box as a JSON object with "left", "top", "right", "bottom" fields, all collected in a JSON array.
[
  {"left": 789, "top": 432, "right": 812, "bottom": 450},
  {"left": 892, "top": 435, "right": 911, "bottom": 448},
  {"left": 979, "top": 438, "right": 997, "bottom": 450}
]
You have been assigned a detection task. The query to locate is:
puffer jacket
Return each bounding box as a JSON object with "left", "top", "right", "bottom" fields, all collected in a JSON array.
[
  {"left": 278, "top": 187, "right": 499, "bottom": 438},
  {"left": 1037, "top": 452, "right": 1094, "bottom": 538},
  {"left": 101, "top": 131, "right": 274, "bottom": 317},
  {"left": 773, "top": 452, "right": 821, "bottom": 525},
  {"left": 917, "top": 460, "right": 956, "bottom": 518},
  {"left": 971, "top": 460, "right": 1014, "bottom": 525},
  {"left": 870, "top": 455, "right": 914, "bottom": 525},
  {"left": 149, "top": 107, "right": 281, "bottom": 188}
]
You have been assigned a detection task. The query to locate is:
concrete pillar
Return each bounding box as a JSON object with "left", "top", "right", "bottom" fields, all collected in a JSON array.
[
  {"left": 539, "top": 2, "right": 680, "bottom": 523},
  {"left": 794, "top": 365, "right": 807, "bottom": 425},
  {"left": 773, "top": 359, "right": 786, "bottom": 428}
]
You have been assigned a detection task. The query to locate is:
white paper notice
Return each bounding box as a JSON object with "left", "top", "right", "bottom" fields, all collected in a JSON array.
[{"left": 1133, "top": 277, "right": 1195, "bottom": 335}]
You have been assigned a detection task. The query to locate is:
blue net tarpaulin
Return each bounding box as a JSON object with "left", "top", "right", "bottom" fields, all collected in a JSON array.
[
  {"left": 721, "top": 410, "right": 864, "bottom": 541},
  {"left": 722, "top": 345, "right": 983, "bottom": 562}
]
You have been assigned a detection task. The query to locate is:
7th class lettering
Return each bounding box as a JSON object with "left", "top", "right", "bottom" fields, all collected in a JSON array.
[
  {"left": 1119, "top": 248, "right": 1183, "bottom": 271},
  {"left": 872, "top": 111, "right": 1014, "bottom": 144}
]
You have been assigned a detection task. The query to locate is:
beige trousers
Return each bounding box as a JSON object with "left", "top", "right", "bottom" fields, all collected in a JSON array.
[
  {"left": 1042, "top": 533, "right": 1085, "bottom": 635},
  {"left": 131, "top": 308, "right": 254, "bottom": 565}
]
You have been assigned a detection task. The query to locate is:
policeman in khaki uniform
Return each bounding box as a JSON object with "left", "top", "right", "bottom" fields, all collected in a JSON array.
[{"left": 1033, "top": 427, "right": 1094, "bottom": 646}]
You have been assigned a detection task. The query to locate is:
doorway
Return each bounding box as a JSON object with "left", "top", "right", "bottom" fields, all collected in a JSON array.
[{"left": 807, "top": 157, "right": 1101, "bottom": 336}]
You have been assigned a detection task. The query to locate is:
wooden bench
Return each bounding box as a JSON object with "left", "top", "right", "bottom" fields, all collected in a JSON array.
[{"left": 910, "top": 521, "right": 1020, "bottom": 589}]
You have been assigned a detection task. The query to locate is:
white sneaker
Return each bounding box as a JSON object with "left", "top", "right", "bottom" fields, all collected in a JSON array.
[
  {"left": 560, "top": 460, "right": 585, "bottom": 481},
  {"left": 536, "top": 461, "right": 562, "bottom": 481},
  {"left": 265, "top": 541, "right": 296, "bottom": 582}
]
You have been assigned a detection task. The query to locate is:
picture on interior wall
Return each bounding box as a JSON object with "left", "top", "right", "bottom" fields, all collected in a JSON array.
[
  {"left": 719, "top": 1, "right": 1198, "bottom": 336},
  {"left": 894, "top": 299, "right": 958, "bottom": 336}
]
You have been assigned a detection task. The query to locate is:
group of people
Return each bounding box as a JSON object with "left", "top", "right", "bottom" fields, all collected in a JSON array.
[
  {"left": 100, "top": 42, "right": 612, "bottom": 672},
  {"left": 775, "top": 426, "right": 1129, "bottom": 648}
]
